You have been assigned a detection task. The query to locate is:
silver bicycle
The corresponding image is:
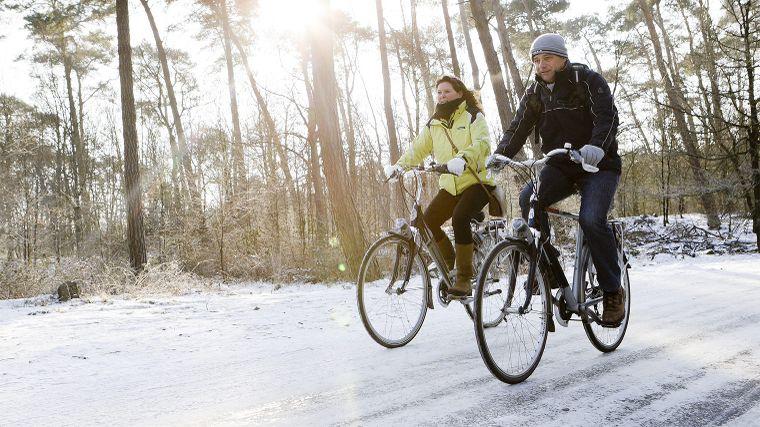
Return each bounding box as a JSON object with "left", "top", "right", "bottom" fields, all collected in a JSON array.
[
  {"left": 473, "top": 144, "right": 631, "bottom": 383},
  {"left": 356, "top": 164, "right": 507, "bottom": 348}
]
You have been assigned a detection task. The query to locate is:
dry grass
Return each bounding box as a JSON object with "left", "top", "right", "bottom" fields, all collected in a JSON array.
[{"left": 0, "top": 257, "right": 220, "bottom": 301}]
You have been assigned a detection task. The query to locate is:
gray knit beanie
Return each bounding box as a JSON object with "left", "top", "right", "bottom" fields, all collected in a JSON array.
[{"left": 530, "top": 33, "right": 568, "bottom": 59}]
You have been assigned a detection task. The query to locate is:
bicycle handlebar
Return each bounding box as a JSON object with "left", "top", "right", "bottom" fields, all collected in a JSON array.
[
  {"left": 385, "top": 162, "right": 453, "bottom": 183},
  {"left": 487, "top": 143, "right": 599, "bottom": 174}
]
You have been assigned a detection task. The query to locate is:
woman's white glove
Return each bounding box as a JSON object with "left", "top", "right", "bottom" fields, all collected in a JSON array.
[
  {"left": 578, "top": 145, "right": 605, "bottom": 167},
  {"left": 384, "top": 164, "right": 404, "bottom": 180},
  {"left": 446, "top": 157, "right": 466, "bottom": 176}
]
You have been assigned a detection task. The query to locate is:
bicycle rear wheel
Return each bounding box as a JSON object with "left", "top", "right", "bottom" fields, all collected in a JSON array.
[
  {"left": 357, "top": 234, "right": 428, "bottom": 348},
  {"left": 463, "top": 232, "right": 497, "bottom": 321},
  {"left": 580, "top": 247, "right": 631, "bottom": 352},
  {"left": 474, "top": 240, "right": 549, "bottom": 384}
]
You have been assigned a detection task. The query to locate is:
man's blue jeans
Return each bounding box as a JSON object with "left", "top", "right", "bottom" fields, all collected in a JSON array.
[{"left": 519, "top": 165, "right": 621, "bottom": 293}]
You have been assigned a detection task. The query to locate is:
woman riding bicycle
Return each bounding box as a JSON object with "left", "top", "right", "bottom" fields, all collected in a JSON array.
[{"left": 385, "top": 76, "right": 494, "bottom": 297}]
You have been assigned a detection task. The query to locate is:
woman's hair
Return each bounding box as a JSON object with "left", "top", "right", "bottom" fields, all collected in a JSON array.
[{"left": 435, "top": 75, "right": 483, "bottom": 113}]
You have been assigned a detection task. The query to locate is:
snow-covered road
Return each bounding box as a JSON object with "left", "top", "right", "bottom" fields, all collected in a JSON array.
[{"left": 2, "top": 254, "right": 759, "bottom": 426}]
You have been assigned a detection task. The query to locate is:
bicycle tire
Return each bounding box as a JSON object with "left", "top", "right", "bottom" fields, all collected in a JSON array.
[
  {"left": 463, "top": 232, "right": 500, "bottom": 321},
  {"left": 357, "top": 234, "right": 429, "bottom": 348},
  {"left": 580, "top": 246, "right": 631, "bottom": 352},
  {"left": 474, "top": 239, "right": 550, "bottom": 384}
]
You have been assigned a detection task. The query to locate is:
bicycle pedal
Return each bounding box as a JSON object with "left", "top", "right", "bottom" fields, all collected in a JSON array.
[{"left": 599, "top": 320, "right": 622, "bottom": 329}]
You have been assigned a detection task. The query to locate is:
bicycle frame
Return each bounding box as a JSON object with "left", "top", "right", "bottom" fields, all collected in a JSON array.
[
  {"left": 387, "top": 166, "right": 506, "bottom": 308},
  {"left": 386, "top": 168, "right": 456, "bottom": 305},
  {"left": 544, "top": 209, "right": 628, "bottom": 325}
]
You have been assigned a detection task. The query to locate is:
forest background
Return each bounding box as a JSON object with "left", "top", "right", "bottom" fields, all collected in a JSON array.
[{"left": 0, "top": 0, "right": 757, "bottom": 298}]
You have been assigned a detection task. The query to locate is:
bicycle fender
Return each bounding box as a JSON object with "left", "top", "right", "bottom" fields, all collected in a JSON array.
[{"left": 386, "top": 230, "right": 414, "bottom": 243}]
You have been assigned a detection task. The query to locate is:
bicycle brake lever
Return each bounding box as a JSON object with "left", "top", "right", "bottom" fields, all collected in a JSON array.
[
  {"left": 568, "top": 150, "right": 599, "bottom": 173},
  {"left": 581, "top": 162, "right": 599, "bottom": 173}
]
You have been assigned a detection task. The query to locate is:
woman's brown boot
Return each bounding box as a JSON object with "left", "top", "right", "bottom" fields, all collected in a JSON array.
[
  {"left": 435, "top": 237, "right": 455, "bottom": 272},
  {"left": 449, "top": 243, "right": 474, "bottom": 297}
]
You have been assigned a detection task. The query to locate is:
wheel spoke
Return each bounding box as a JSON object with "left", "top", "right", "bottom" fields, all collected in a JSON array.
[
  {"left": 474, "top": 242, "right": 548, "bottom": 384},
  {"left": 581, "top": 249, "right": 630, "bottom": 353},
  {"left": 358, "top": 236, "right": 428, "bottom": 348}
]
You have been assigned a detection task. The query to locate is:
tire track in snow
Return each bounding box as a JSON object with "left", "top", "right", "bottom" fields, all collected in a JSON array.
[{"left": 337, "top": 314, "right": 760, "bottom": 425}]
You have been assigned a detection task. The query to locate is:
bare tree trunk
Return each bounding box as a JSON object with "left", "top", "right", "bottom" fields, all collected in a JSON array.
[
  {"left": 458, "top": 0, "right": 481, "bottom": 88},
  {"left": 493, "top": 3, "right": 525, "bottom": 97},
  {"left": 230, "top": 32, "right": 299, "bottom": 226},
  {"left": 441, "top": 0, "right": 461, "bottom": 77},
  {"left": 638, "top": 0, "right": 720, "bottom": 229},
  {"left": 376, "top": 0, "right": 405, "bottom": 217},
  {"left": 410, "top": 0, "right": 435, "bottom": 116},
  {"left": 300, "top": 54, "right": 327, "bottom": 244},
  {"left": 376, "top": 0, "right": 400, "bottom": 165},
  {"left": 392, "top": 37, "right": 415, "bottom": 138},
  {"left": 470, "top": 0, "right": 512, "bottom": 130},
  {"left": 140, "top": 0, "right": 200, "bottom": 212},
  {"left": 733, "top": 1, "right": 760, "bottom": 249},
  {"left": 216, "top": 0, "right": 245, "bottom": 194},
  {"left": 116, "top": 0, "right": 147, "bottom": 272},
  {"left": 62, "top": 48, "right": 84, "bottom": 252},
  {"left": 337, "top": 92, "right": 357, "bottom": 184},
  {"left": 310, "top": 0, "right": 368, "bottom": 275}
]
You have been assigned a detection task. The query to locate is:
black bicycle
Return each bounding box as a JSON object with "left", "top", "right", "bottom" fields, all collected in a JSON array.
[
  {"left": 356, "top": 164, "right": 507, "bottom": 348},
  {"left": 473, "top": 145, "right": 631, "bottom": 383}
]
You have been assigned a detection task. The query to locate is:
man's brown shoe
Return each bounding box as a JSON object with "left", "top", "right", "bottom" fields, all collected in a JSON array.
[{"left": 602, "top": 287, "right": 625, "bottom": 327}]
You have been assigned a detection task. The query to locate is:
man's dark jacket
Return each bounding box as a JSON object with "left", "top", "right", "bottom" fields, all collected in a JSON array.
[{"left": 495, "top": 62, "right": 621, "bottom": 174}]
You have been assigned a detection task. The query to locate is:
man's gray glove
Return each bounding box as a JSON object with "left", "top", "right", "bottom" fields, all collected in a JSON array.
[
  {"left": 486, "top": 154, "right": 509, "bottom": 171},
  {"left": 578, "top": 145, "right": 605, "bottom": 167}
]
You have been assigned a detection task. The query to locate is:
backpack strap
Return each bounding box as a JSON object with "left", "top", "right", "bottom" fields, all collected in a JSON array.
[
  {"left": 526, "top": 81, "right": 542, "bottom": 146},
  {"left": 569, "top": 63, "right": 590, "bottom": 108}
]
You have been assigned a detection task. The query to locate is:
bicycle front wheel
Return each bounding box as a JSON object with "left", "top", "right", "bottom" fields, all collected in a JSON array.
[
  {"left": 580, "top": 247, "right": 631, "bottom": 352},
  {"left": 474, "top": 240, "right": 549, "bottom": 384},
  {"left": 357, "top": 234, "right": 429, "bottom": 348}
]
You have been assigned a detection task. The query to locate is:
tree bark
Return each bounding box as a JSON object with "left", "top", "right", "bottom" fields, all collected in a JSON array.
[
  {"left": 638, "top": 0, "right": 720, "bottom": 229},
  {"left": 441, "top": 0, "right": 461, "bottom": 77},
  {"left": 410, "top": 0, "right": 435, "bottom": 116},
  {"left": 310, "top": 0, "right": 369, "bottom": 275},
  {"left": 458, "top": 0, "right": 481, "bottom": 88},
  {"left": 376, "top": 0, "right": 405, "bottom": 217},
  {"left": 300, "top": 54, "right": 327, "bottom": 243},
  {"left": 216, "top": 0, "right": 245, "bottom": 194},
  {"left": 376, "top": 0, "right": 400, "bottom": 165},
  {"left": 116, "top": 0, "right": 147, "bottom": 272},
  {"left": 62, "top": 47, "right": 85, "bottom": 252},
  {"left": 470, "top": 0, "right": 512, "bottom": 130}
]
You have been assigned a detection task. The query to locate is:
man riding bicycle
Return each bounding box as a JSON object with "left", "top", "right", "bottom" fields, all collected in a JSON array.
[{"left": 492, "top": 33, "right": 624, "bottom": 325}]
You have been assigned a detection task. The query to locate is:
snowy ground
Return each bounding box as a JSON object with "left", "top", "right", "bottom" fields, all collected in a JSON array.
[{"left": 2, "top": 253, "right": 760, "bottom": 426}]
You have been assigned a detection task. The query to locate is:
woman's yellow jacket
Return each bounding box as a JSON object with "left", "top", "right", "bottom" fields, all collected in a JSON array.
[{"left": 395, "top": 100, "right": 494, "bottom": 196}]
